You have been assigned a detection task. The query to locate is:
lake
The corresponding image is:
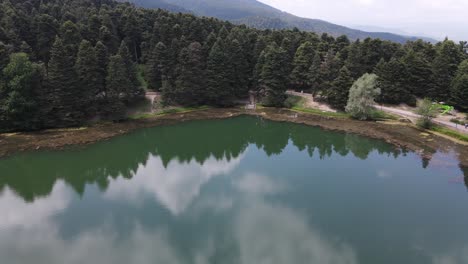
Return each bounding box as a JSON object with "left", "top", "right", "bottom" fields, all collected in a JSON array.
[{"left": 1, "top": 116, "right": 467, "bottom": 264}]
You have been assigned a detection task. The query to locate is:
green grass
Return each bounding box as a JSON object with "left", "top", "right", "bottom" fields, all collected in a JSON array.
[
  {"left": 430, "top": 125, "right": 468, "bottom": 142},
  {"left": 129, "top": 106, "right": 211, "bottom": 120},
  {"left": 137, "top": 64, "right": 148, "bottom": 90},
  {"left": 371, "top": 110, "right": 399, "bottom": 121},
  {"left": 284, "top": 95, "right": 306, "bottom": 108},
  {"left": 291, "top": 106, "right": 350, "bottom": 118}
]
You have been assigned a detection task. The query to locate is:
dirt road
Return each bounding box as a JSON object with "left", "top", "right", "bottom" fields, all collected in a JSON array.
[
  {"left": 287, "top": 90, "right": 467, "bottom": 134},
  {"left": 376, "top": 105, "right": 468, "bottom": 134}
]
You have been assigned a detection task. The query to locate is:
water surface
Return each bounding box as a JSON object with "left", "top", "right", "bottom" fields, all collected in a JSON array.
[{"left": 1, "top": 116, "right": 467, "bottom": 264}]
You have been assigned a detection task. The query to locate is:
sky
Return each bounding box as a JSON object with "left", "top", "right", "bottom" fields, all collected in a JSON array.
[{"left": 257, "top": 0, "right": 468, "bottom": 41}]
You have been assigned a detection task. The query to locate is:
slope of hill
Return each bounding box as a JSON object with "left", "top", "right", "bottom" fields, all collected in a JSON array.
[{"left": 126, "top": 0, "right": 436, "bottom": 43}]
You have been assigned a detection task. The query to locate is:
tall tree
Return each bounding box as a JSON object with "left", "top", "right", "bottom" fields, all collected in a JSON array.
[
  {"left": 60, "top": 20, "right": 82, "bottom": 59},
  {"left": 259, "top": 44, "right": 289, "bottom": 107},
  {"left": 104, "top": 55, "right": 127, "bottom": 120},
  {"left": 95, "top": 41, "right": 108, "bottom": 98},
  {"left": 375, "top": 58, "right": 416, "bottom": 106},
  {"left": 166, "top": 42, "right": 205, "bottom": 106},
  {"left": 308, "top": 53, "right": 322, "bottom": 95},
  {"left": 319, "top": 50, "right": 341, "bottom": 92},
  {"left": 290, "top": 41, "right": 315, "bottom": 91},
  {"left": 450, "top": 60, "right": 468, "bottom": 111},
  {"left": 0, "top": 53, "right": 43, "bottom": 131},
  {"left": 117, "top": 41, "right": 143, "bottom": 103},
  {"left": 206, "top": 38, "right": 233, "bottom": 106},
  {"left": 46, "top": 37, "right": 82, "bottom": 127},
  {"left": 401, "top": 50, "right": 433, "bottom": 98},
  {"left": 75, "top": 40, "right": 100, "bottom": 114},
  {"left": 431, "top": 39, "right": 464, "bottom": 101},
  {"left": 328, "top": 66, "right": 353, "bottom": 110},
  {"left": 146, "top": 42, "right": 168, "bottom": 91},
  {"left": 229, "top": 38, "right": 251, "bottom": 98}
]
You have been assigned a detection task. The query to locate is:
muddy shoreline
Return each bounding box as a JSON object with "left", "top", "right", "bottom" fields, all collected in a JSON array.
[{"left": 1, "top": 108, "right": 467, "bottom": 168}]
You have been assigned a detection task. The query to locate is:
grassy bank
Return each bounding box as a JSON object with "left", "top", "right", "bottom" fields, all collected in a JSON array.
[
  {"left": 430, "top": 126, "right": 468, "bottom": 143},
  {"left": 129, "top": 106, "right": 211, "bottom": 120},
  {"left": 291, "top": 106, "right": 350, "bottom": 118}
]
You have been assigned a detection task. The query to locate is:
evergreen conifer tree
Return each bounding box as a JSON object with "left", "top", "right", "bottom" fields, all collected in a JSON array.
[
  {"left": 46, "top": 37, "right": 83, "bottom": 127},
  {"left": 75, "top": 40, "right": 100, "bottom": 114},
  {"left": 328, "top": 66, "right": 353, "bottom": 110},
  {"left": 259, "top": 44, "right": 289, "bottom": 107},
  {"left": 290, "top": 41, "right": 315, "bottom": 91},
  {"left": 146, "top": 42, "right": 168, "bottom": 91}
]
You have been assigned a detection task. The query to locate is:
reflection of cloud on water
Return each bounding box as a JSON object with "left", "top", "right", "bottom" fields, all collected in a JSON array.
[
  {"left": 234, "top": 173, "right": 285, "bottom": 195},
  {"left": 431, "top": 245, "right": 468, "bottom": 264},
  {"left": 0, "top": 181, "right": 71, "bottom": 229},
  {"left": 0, "top": 224, "right": 184, "bottom": 264},
  {"left": 103, "top": 153, "right": 244, "bottom": 215},
  {"left": 236, "top": 198, "right": 357, "bottom": 264},
  {"left": 377, "top": 170, "right": 392, "bottom": 179}
]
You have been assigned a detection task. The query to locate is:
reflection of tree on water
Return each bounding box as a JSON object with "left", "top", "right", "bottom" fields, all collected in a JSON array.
[
  {"left": 461, "top": 165, "right": 468, "bottom": 191},
  {"left": 1, "top": 116, "right": 409, "bottom": 201}
]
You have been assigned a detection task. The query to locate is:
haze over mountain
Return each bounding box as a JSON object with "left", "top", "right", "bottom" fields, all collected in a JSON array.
[{"left": 126, "top": 0, "right": 436, "bottom": 43}]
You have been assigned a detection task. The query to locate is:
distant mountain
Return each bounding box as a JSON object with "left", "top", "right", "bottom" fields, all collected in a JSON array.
[
  {"left": 128, "top": 0, "right": 189, "bottom": 13},
  {"left": 125, "top": 0, "right": 434, "bottom": 43}
]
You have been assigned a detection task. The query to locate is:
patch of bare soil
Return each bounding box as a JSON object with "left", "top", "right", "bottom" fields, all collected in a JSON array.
[
  {"left": 0, "top": 108, "right": 467, "bottom": 169},
  {"left": 286, "top": 90, "right": 337, "bottom": 112}
]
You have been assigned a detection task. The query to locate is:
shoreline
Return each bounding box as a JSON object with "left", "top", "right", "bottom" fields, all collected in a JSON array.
[{"left": 1, "top": 107, "right": 467, "bottom": 168}]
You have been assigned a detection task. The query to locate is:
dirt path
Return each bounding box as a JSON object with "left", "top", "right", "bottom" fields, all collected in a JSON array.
[
  {"left": 286, "top": 90, "right": 337, "bottom": 112},
  {"left": 287, "top": 90, "right": 467, "bottom": 134},
  {"left": 376, "top": 105, "right": 468, "bottom": 134}
]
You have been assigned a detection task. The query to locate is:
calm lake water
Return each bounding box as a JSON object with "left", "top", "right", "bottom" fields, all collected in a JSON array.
[{"left": 1, "top": 116, "right": 467, "bottom": 264}]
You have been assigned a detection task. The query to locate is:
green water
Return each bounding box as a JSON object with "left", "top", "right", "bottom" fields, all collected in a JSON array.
[{"left": 1, "top": 116, "right": 467, "bottom": 264}]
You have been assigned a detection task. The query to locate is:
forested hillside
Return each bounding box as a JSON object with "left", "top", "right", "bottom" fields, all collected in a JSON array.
[
  {"left": 0, "top": 0, "right": 467, "bottom": 132},
  {"left": 126, "top": 0, "right": 435, "bottom": 43}
]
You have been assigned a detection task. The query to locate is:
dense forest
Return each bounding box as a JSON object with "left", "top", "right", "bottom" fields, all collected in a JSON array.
[{"left": 0, "top": 0, "right": 467, "bottom": 132}]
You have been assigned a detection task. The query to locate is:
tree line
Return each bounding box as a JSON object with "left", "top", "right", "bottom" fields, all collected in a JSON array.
[{"left": 0, "top": 0, "right": 467, "bottom": 132}]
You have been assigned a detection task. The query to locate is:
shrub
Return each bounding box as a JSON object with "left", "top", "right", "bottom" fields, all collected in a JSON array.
[{"left": 416, "top": 98, "right": 437, "bottom": 129}]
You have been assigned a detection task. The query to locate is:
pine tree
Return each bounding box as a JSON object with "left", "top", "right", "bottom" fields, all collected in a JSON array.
[
  {"left": 168, "top": 42, "right": 205, "bottom": 106},
  {"left": 308, "top": 53, "right": 322, "bottom": 95},
  {"left": 319, "top": 50, "right": 342, "bottom": 93},
  {"left": 104, "top": 55, "right": 129, "bottom": 120},
  {"left": 117, "top": 41, "right": 143, "bottom": 103},
  {"left": 229, "top": 39, "right": 250, "bottom": 98},
  {"left": 450, "top": 60, "right": 468, "bottom": 111},
  {"left": 290, "top": 41, "right": 315, "bottom": 91},
  {"left": 146, "top": 42, "right": 168, "bottom": 91},
  {"left": 259, "top": 44, "right": 289, "bottom": 107},
  {"left": 0, "top": 53, "right": 43, "bottom": 131},
  {"left": 431, "top": 39, "right": 464, "bottom": 101},
  {"left": 402, "top": 50, "right": 433, "bottom": 98},
  {"left": 328, "top": 66, "right": 353, "bottom": 110},
  {"left": 60, "top": 20, "right": 82, "bottom": 59},
  {"left": 75, "top": 40, "right": 100, "bottom": 114},
  {"left": 375, "top": 58, "right": 416, "bottom": 106},
  {"left": 206, "top": 38, "right": 233, "bottom": 106},
  {"left": 46, "top": 37, "right": 83, "bottom": 127},
  {"left": 95, "top": 41, "right": 108, "bottom": 97}
]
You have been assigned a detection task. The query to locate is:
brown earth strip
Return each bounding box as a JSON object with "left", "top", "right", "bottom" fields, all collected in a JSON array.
[{"left": 0, "top": 108, "right": 467, "bottom": 168}]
